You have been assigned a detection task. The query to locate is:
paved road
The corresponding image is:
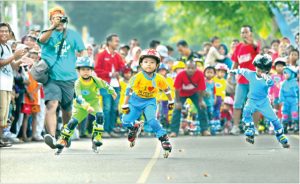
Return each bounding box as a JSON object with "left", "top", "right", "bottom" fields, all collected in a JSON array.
[{"left": 1, "top": 135, "right": 299, "bottom": 184}]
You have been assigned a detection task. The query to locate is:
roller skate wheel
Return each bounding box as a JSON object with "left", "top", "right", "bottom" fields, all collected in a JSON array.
[
  {"left": 130, "top": 141, "right": 135, "bottom": 148},
  {"left": 163, "top": 150, "right": 170, "bottom": 158},
  {"left": 282, "top": 143, "right": 290, "bottom": 149},
  {"left": 246, "top": 137, "right": 254, "bottom": 144},
  {"left": 55, "top": 149, "right": 63, "bottom": 155}
]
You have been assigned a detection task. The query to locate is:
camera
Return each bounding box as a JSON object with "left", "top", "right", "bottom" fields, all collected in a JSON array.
[{"left": 60, "top": 16, "right": 68, "bottom": 23}]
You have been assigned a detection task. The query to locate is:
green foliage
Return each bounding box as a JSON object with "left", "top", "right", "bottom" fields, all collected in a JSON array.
[{"left": 156, "top": 1, "right": 294, "bottom": 47}]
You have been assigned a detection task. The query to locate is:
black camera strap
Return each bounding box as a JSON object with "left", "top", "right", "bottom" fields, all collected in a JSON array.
[
  {"left": 49, "top": 28, "right": 67, "bottom": 70},
  {"left": 185, "top": 71, "right": 198, "bottom": 88}
]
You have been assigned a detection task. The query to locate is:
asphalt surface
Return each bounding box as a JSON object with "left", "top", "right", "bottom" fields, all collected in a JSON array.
[{"left": 0, "top": 135, "right": 299, "bottom": 184}]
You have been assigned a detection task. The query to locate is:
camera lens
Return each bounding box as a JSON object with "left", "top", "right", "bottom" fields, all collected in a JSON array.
[{"left": 60, "top": 16, "right": 68, "bottom": 23}]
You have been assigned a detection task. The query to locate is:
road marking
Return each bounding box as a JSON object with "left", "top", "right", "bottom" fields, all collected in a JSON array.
[
  {"left": 137, "top": 142, "right": 161, "bottom": 184},
  {"left": 290, "top": 135, "right": 299, "bottom": 139}
]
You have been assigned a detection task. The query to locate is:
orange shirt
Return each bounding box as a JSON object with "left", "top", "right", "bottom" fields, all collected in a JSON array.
[{"left": 24, "top": 72, "right": 40, "bottom": 105}]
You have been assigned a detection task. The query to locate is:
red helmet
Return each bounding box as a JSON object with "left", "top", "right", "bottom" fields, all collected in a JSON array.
[{"left": 139, "top": 49, "right": 161, "bottom": 66}]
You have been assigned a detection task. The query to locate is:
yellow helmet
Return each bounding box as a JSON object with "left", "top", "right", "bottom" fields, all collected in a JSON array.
[{"left": 172, "top": 61, "right": 186, "bottom": 71}]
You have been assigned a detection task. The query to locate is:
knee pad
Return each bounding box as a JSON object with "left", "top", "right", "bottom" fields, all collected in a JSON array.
[
  {"left": 291, "top": 112, "right": 298, "bottom": 120},
  {"left": 66, "top": 118, "right": 79, "bottom": 130},
  {"left": 282, "top": 114, "right": 289, "bottom": 121},
  {"left": 95, "top": 112, "right": 104, "bottom": 125}
]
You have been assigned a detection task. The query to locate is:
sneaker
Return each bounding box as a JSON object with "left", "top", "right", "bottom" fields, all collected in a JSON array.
[
  {"left": 3, "top": 131, "right": 21, "bottom": 143},
  {"left": 102, "top": 132, "right": 111, "bottom": 138},
  {"left": 32, "top": 134, "right": 44, "bottom": 142},
  {"left": 110, "top": 132, "right": 121, "bottom": 138},
  {"left": 230, "top": 125, "right": 240, "bottom": 135},
  {"left": 44, "top": 134, "right": 57, "bottom": 149},
  {"left": 0, "top": 139, "right": 12, "bottom": 147}
]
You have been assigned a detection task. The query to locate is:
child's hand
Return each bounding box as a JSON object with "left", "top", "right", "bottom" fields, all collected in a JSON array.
[
  {"left": 87, "top": 106, "right": 94, "bottom": 113},
  {"left": 122, "top": 104, "right": 130, "bottom": 114},
  {"left": 112, "top": 92, "right": 118, "bottom": 100},
  {"left": 168, "top": 100, "right": 175, "bottom": 110}
]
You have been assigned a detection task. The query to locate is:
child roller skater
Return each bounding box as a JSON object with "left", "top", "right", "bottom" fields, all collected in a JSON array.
[
  {"left": 55, "top": 57, "right": 117, "bottom": 155},
  {"left": 121, "top": 49, "right": 174, "bottom": 158},
  {"left": 279, "top": 66, "right": 299, "bottom": 134},
  {"left": 230, "top": 54, "right": 290, "bottom": 148}
]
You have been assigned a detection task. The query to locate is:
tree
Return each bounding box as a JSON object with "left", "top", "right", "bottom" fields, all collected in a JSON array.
[{"left": 156, "top": 1, "right": 299, "bottom": 48}]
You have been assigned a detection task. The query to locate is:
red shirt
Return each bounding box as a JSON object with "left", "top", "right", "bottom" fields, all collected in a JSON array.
[
  {"left": 231, "top": 42, "right": 260, "bottom": 84},
  {"left": 174, "top": 70, "right": 206, "bottom": 97},
  {"left": 94, "top": 49, "right": 125, "bottom": 83}
]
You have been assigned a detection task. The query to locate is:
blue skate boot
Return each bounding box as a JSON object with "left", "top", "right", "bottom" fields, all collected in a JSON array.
[
  {"left": 92, "top": 123, "right": 104, "bottom": 153},
  {"left": 244, "top": 122, "right": 255, "bottom": 144},
  {"left": 275, "top": 128, "right": 290, "bottom": 148}
]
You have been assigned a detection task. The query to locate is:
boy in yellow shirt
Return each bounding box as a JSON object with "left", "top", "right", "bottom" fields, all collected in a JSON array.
[
  {"left": 213, "top": 63, "right": 228, "bottom": 131},
  {"left": 121, "top": 49, "right": 174, "bottom": 158}
]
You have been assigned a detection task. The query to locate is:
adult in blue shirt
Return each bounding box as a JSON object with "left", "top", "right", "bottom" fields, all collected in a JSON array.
[{"left": 38, "top": 7, "right": 86, "bottom": 149}]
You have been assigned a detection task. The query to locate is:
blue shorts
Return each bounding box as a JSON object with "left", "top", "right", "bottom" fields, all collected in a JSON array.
[{"left": 233, "top": 83, "right": 249, "bottom": 109}]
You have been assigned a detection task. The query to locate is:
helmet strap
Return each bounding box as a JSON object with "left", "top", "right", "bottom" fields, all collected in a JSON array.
[{"left": 81, "top": 76, "right": 91, "bottom": 80}]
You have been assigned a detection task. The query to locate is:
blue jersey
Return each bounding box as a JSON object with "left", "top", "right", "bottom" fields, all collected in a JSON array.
[
  {"left": 235, "top": 69, "right": 274, "bottom": 100},
  {"left": 279, "top": 78, "right": 299, "bottom": 102}
]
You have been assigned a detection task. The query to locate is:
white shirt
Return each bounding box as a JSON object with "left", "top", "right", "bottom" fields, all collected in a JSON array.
[{"left": 0, "top": 44, "right": 14, "bottom": 91}]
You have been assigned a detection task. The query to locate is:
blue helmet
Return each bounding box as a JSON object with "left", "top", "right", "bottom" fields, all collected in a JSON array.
[
  {"left": 75, "top": 57, "right": 94, "bottom": 69},
  {"left": 157, "top": 63, "right": 169, "bottom": 71}
]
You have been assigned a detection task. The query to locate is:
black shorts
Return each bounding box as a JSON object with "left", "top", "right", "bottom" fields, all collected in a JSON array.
[{"left": 44, "top": 79, "right": 75, "bottom": 112}]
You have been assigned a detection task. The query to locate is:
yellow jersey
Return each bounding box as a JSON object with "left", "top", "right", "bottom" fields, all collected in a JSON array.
[
  {"left": 157, "top": 76, "right": 175, "bottom": 101},
  {"left": 213, "top": 76, "right": 226, "bottom": 99},
  {"left": 127, "top": 71, "right": 170, "bottom": 99}
]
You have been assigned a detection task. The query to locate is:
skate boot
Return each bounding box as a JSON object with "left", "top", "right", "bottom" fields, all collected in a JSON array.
[
  {"left": 293, "top": 120, "right": 299, "bottom": 134},
  {"left": 159, "top": 134, "right": 172, "bottom": 158},
  {"left": 283, "top": 121, "right": 289, "bottom": 134},
  {"left": 55, "top": 128, "right": 72, "bottom": 155},
  {"left": 128, "top": 121, "right": 143, "bottom": 148},
  {"left": 92, "top": 124, "right": 104, "bottom": 153},
  {"left": 244, "top": 122, "right": 255, "bottom": 144},
  {"left": 275, "top": 129, "right": 290, "bottom": 148},
  {"left": 209, "top": 120, "right": 217, "bottom": 136}
]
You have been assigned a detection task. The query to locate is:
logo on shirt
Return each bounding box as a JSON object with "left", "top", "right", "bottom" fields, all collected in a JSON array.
[
  {"left": 81, "top": 90, "right": 90, "bottom": 96},
  {"left": 182, "top": 84, "right": 195, "bottom": 90},
  {"left": 215, "top": 83, "right": 222, "bottom": 88},
  {"left": 238, "top": 53, "right": 251, "bottom": 64},
  {"left": 55, "top": 41, "right": 71, "bottom": 57},
  {"left": 148, "top": 86, "right": 155, "bottom": 92},
  {"left": 104, "top": 58, "right": 110, "bottom": 61},
  {"left": 0, "top": 66, "right": 12, "bottom": 76}
]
